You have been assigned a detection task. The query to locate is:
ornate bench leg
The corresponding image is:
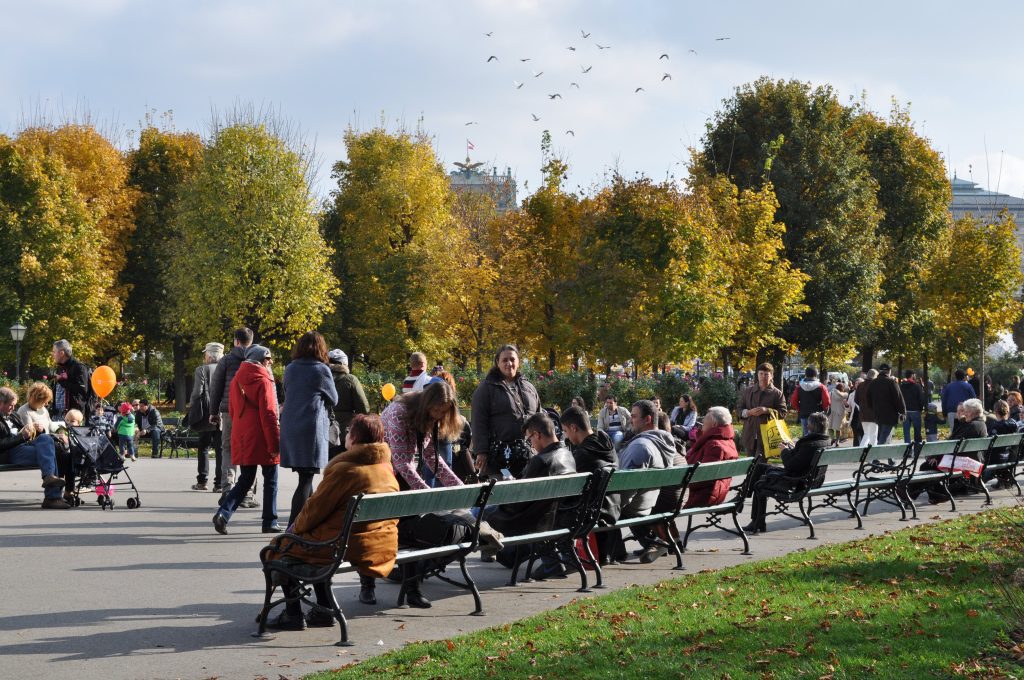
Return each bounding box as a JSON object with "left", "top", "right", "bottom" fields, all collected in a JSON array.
[
  {"left": 799, "top": 498, "right": 816, "bottom": 539},
  {"left": 252, "top": 569, "right": 277, "bottom": 639},
  {"left": 457, "top": 557, "right": 485, "bottom": 615},
  {"left": 730, "top": 510, "right": 751, "bottom": 555},
  {"left": 580, "top": 534, "right": 605, "bottom": 588},
  {"left": 566, "top": 542, "right": 591, "bottom": 592}
]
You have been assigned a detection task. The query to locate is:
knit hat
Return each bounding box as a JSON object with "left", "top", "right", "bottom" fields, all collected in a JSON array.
[
  {"left": 328, "top": 349, "right": 348, "bottom": 365},
  {"left": 204, "top": 342, "right": 224, "bottom": 355},
  {"left": 246, "top": 345, "right": 272, "bottom": 363}
]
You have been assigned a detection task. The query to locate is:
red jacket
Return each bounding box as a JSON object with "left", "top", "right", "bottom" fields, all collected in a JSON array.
[
  {"left": 229, "top": 361, "right": 281, "bottom": 466},
  {"left": 684, "top": 424, "right": 739, "bottom": 508}
]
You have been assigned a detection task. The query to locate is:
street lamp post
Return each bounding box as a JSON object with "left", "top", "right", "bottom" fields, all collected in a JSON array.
[{"left": 9, "top": 321, "right": 26, "bottom": 382}]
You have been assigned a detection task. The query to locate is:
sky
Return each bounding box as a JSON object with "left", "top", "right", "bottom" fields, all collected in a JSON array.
[{"left": 3, "top": 0, "right": 1024, "bottom": 202}]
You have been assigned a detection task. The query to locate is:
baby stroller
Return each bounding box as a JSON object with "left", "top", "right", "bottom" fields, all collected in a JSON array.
[{"left": 67, "top": 424, "right": 142, "bottom": 510}]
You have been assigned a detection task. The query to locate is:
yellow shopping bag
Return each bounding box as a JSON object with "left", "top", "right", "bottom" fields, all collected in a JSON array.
[{"left": 759, "top": 409, "right": 792, "bottom": 458}]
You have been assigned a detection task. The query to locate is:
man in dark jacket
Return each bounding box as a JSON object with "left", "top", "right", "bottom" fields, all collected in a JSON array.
[
  {"left": 790, "top": 367, "right": 831, "bottom": 434},
  {"left": 208, "top": 328, "right": 253, "bottom": 493},
  {"left": 486, "top": 412, "right": 576, "bottom": 579},
  {"left": 327, "top": 349, "right": 369, "bottom": 455},
  {"left": 941, "top": 370, "right": 977, "bottom": 430},
  {"left": 855, "top": 369, "right": 878, "bottom": 445},
  {"left": 562, "top": 405, "right": 620, "bottom": 564},
  {"left": 137, "top": 399, "right": 165, "bottom": 459},
  {"left": 745, "top": 412, "right": 830, "bottom": 533},
  {"left": 189, "top": 342, "right": 223, "bottom": 490},
  {"left": 0, "top": 387, "right": 68, "bottom": 508},
  {"left": 865, "top": 364, "right": 905, "bottom": 445},
  {"left": 51, "top": 339, "right": 91, "bottom": 416},
  {"left": 900, "top": 370, "right": 927, "bottom": 444}
]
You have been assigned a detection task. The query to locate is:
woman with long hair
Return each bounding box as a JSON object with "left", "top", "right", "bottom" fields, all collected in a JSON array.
[{"left": 279, "top": 331, "right": 338, "bottom": 526}]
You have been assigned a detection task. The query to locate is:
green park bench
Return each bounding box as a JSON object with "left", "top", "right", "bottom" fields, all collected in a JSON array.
[
  {"left": 163, "top": 416, "right": 201, "bottom": 458},
  {"left": 983, "top": 432, "right": 1024, "bottom": 498}
]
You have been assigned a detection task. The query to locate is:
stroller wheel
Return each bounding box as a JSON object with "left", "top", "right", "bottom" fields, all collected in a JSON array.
[
  {"left": 97, "top": 494, "right": 107, "bottom": 506},
  {"left": 72, "top": 496, "right": 82, "bottom": 507},
  {"left": 126, "top": 497, "right": 139, "bottom": 509}
]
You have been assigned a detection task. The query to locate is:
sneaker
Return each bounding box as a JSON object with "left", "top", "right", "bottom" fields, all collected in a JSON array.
[
  {"left": 191, "top": 482, "right": 209, "bottom": 491},
  {"left": 639, "top": 545, "right": 668, "bottom": 564},
  {"left": 41, "top": 497, "right": 71, "bottom": 509},
  {"left": 240, "top": 497, "right": 260, "bottom": 509}
]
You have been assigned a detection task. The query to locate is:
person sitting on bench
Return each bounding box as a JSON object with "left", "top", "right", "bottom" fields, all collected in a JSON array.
[{"left": 0, "top": 387, "right": 68, "bottom": 509}]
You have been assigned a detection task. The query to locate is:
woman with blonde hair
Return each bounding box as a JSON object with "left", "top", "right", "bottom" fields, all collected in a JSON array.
[{"left": 17, "top": 382, "right": 75, "bottom": 498}]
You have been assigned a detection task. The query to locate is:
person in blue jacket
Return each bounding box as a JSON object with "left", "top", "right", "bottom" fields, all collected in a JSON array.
[{"left": 940, "top": 370, "right": 976, "bottom": 430}]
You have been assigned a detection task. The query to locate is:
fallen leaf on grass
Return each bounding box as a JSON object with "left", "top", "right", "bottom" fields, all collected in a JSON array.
[
  {"left": 966, "top": 609, "right": 979, "bottom": 618},
  {"left": 445, "top": 640, "right": 456, "bottom": 651}
]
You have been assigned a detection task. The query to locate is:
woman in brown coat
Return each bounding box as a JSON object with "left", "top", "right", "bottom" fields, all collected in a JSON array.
[{"left": 262, "top": 414, "right": 399, "bottom": 630}]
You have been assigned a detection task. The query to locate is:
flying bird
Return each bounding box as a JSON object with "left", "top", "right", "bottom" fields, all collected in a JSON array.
[
  {"left": 532, "top": 70, "right": 544, "bottom": 77},
  {"left": 513, "top": 80, "right": 524, "bottom": 89},
  {"left": 465, "top": 121, "right": 478, "bottom": 126},
  {"left": 520, "top": 58, "right": 531, "bottom": 62},
  {"left": 581, "top": 65, "right": 592, "bottom": 73},
  {"left": 715, "top": 37, "right": 731, "bottom": 41},
  {"left": 596, "top": 43, "right": 611, "bottom": 49},
  {"left": 531, "top": 113, "right": 541, "bottom": 121},
  {"left": 548, "top": 93, "right": 562, "bottom": 99},
  {"left": 634, "top": 87, "right": 644, "bottom": 93},
  {"left": 566, "top": 130, "right": 575, "bottom": 136},
  {"left": 567, "top": 46, "right": 576, "bottom": 51},
  {"left": 581, "top": 30, "right": 590, "bottom": 38},
  {"left": 659, "top": 53, "right": 669, "bottom": 60},
  {"left": 661, "top": 73, "right": 672, "bottom": 81},
  {"left": 570, "top": 82, "right": 580, "bottom": 88},
  {"left": 484, "top": 31, "right": 493, "bottom": 37},
  {"left": 688, "top": 49, "right": 698, "bottom": 55},
  {"left": 486, "top": 55, "right": 498, "bottom": 62}
]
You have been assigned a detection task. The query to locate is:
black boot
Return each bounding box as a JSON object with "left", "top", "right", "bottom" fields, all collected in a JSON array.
[
  {"left": 402, "top": 564, "right": 431, "bottom": 608},
  {"left": 358, "top": 574, "right": 376, "bottom": 605},
  {"left": 742, "top": 495, "right": 768, "bottom": 533}
]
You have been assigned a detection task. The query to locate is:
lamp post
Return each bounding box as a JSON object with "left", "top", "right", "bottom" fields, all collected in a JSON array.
[{"left": 9, "top": 321, "right": 26, "bottom": 382}]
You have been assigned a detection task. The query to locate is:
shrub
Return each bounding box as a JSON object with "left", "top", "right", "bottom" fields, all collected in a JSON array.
[
  {"left": 654, "top": 372, "right": 691, "bottom": 410},
  {"left": 351, "top": 366, "right": 402, "bottom": 413},
  {"left": 693, "top": 376, "right": 738, "bottom": 413},
  {"left": 533, "top": 370, "right": 595, "bottom": 411}
]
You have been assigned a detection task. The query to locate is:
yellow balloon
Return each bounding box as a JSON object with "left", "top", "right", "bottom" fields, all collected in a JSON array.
[
  {"left": 966, "top": 367, "right": 975, "bottom": 377},
  {"left": 381, "top": 382, "right": 396, "bottom": 401},
  {"left": 91, "top": 365, "right": 117, "bottom": 399}
]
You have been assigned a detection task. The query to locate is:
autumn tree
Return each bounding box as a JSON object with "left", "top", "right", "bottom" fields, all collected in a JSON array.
[
  {"left": 123, "top": 121, "right": 204, "bottom": 377},
  {"left": 166, "top": 122, "right": 337, "bottom": 356},
  {"left": 698, "top": 77, "right": 884, "bottom": 369},
  {"left": 0, "top": 134, "right": 120, "bottom": 372},
  {"left": 922, "top": 213, "right": 1024, "bottom": 404},
  {"left": 322, "top": 125, "right": 457, "bottom": 371}
]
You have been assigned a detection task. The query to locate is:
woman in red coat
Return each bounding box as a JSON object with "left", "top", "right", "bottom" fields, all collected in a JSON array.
[
  {"left": 684, "top": 406, "right": 739, "bottom": 508},
  {"left": 213, "top": 345, "right": 281, "bottom": 534}
]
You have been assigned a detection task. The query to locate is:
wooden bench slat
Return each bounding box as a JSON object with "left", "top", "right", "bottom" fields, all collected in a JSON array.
[
  {"left": 603, "top": 466, "right": 689, "bottom": 493},
  {"left": 486, "top": 473, "right": 591, "bottom": 505},
  {"left": 688, "top": 458, "right": 753, "bottom": 484},
  {"left": 352, "top": 484, "right": 488, "bottom": 522}
]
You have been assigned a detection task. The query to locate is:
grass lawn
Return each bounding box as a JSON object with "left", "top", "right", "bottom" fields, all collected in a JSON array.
[{"left": 310, "top": 506, "right": 1024, "bottom": 679}]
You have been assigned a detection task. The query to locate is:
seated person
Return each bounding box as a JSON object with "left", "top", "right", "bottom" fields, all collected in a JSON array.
[
  {"left": 632, "top": 412, "right": 690, "bottom": 565},
  {"left": 984, "top": 399, "right": 1018, "bottom": 489},
  {"left": 137, "top": 399, "right": 165, "bottom": 458},
  {"left": 669, "top": 394, "right": 698, "bottom": 435},
  {"left": 485, "top": 412, "right": 576, "bottom": 579},
  {"left": 262, "top": 414, "right": 399, "bottom": 631},
  {"left": 16, "top": 382, "right": 76, "bottom": 501},
  {"left": 597, "top": 397, "right": 631, "bottom": 449},
  {"left": 65, "top": 409, "right": 85, "bottom": 427},
  {"left": 745, "top": 411, "right": 830, "bottom": 534},
  {"left": 0, "top": 387, "right": 68, "bottom": 509},
  {"left": 684, "top": 406, "right": 740, "bottom": 508},
  {"left": 918, "top": 399, "right": 988, "bottom": 503},
  {"left": 561, "top": 406, "right": 619, "bottom": 564}
]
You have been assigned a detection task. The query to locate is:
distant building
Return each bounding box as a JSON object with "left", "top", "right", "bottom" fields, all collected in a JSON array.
[
  {"left": 950, "top": 174, "right": 1024, "bottom": 249},
  {"left": 449, "top": 158, "right": 517, "bottom": 213}
]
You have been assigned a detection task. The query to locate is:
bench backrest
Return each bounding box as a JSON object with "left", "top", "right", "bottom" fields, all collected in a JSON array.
[
  {"left": 918, "top": 439, "right": 959, "bottom": 457},
  {"left": 819, "top": 446, "right": 868, "bottom": 466},
  {"left": 351, "top": 483, "right": 490, "bottom": 523},
  {"left": 604, "top": 466, "right": 692, "bottom": 494},
  {"left": 956, "top": 436, "right": 992, "bottom": 455},
  {"left": 992, "top": 432, "right": 1024, "bottom": 451},
  {"left": 687, "top": 457, "right": 754, "bottom": 484},
  {"left": 485, "top": 473, "right": 592, "bottom": 506}
]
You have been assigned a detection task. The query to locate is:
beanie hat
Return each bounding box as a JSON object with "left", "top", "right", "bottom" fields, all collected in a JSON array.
[{"left": 328, "top": 349, "right": 348, "bottom": 365}]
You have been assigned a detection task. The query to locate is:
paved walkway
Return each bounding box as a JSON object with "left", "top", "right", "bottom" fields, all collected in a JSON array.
[{"left": 1, "top": 455, "right": 1018, "bottom": 680}]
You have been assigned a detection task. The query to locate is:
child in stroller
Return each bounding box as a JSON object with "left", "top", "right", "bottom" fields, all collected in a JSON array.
[{"left": 66, "top": 423, "right": 141, "bottom": 509}]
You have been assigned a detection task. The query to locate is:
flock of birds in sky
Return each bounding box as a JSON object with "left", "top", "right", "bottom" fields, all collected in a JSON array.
[{"left": 468, "top": 29, "right": 731, "bottom": 141}]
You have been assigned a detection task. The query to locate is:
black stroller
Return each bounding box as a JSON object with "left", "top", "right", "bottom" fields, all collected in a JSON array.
[{"left": 66, "top": 424, "right": 142, "bottom": 510}]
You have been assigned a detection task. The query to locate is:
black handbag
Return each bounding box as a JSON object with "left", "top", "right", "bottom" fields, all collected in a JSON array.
[{"left": 488, "top": 438, "right": 532, "bottom": 479}]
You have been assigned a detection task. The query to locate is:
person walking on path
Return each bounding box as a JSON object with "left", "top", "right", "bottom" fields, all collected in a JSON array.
[
  {"left": 212, "top": 345, "right": 281, "bottom": 534},
  {"left": 737, "top": 362, "right": 787, "bottom": 460},
  {"left": 279, "top": 331, "right": 338, "bottom": 527},
  {"left": 865, "top": 364, "right": 905, "bottom": 445},
  {"left": 327, "top": 349, "right": 369, "bottom": 456},
  {"left": 855, "top": 369, "right": 879, "bottom": 445},
  {"left": 826, "top": 383, "right": 847, "bottom": 447},
  {"left": 941, "top": 370, "right": 976, "bottom": 430},
  {"left": 51, "top": 339, "right": 92, "bottom": 416},
  {"left": 189, "top": 342, "right": 223, "bottom": 490},
  {"left": 790, "top": 367, "right": 830, "bottom": 434},
  {"left": 209, "top": 328, "right": 253, "bottom": 495},
  {"left": 900, "top": 370, "right": 927, "bottom": 444}
]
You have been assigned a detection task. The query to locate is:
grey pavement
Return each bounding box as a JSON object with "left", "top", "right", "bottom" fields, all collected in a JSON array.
[{"left": 0, "top": 454, "right": 1019, "bottom": 680}]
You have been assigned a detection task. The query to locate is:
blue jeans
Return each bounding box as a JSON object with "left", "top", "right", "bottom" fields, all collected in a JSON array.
[
  {"left": 218, "top": 464, "right": 278, "bottom": 527},
  {"left": 903, "top": 411, "right": 922, "bottom": 443},
  {"left": 7, "top": 435, "right": 62, "bottom": 499},
  {"left": 143, "top": 428, "right": 162, "bottom": 457},
  {"left": 421, "top": 440, "right": 454, "bottom": 488},
  {"left": 799, "top": 416, "right": 809, "bottom": 434},
  {"left": 118, "top": 434, "right": 136, "bottom": 457},
  {"left": 876, "top": 423, "right": 895, "bottom": 445}
]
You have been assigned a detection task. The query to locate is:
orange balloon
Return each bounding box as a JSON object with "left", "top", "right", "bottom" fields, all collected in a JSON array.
[
  {"left": 91, "top": 365, "right": 117, "bottom": 399},
  {"left": 381, "top": 382, "right": 396, "bottom": 401}
]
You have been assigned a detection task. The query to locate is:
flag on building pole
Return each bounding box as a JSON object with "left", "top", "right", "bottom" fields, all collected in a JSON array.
[{"left": 466, "top": 139, "right": 475, "bottom": 154}]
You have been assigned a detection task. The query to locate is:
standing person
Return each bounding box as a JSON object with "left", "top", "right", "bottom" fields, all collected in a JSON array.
[
  {"left": 208, "top": 328, "right": 254, "bottom": 497},
  {"left": 137, "top": 400, "right": 165, "bottom": 459},
  {"left": 382, "top": 381, "right": 463, "bottom": 491},
  {"left": 212, "top": 345, "right": 281, "bottom": 534},
  {"left": 847, "top": 378, "right": 864, "bottom": 445},
  {"left": 279, "top": 331, "right": 338, "bottom": 526},
  {"left": 114, "top": 402, "right": 137, "bottom": 462},
  {"left": 189, "top": 342, "right": 224, "bottom": 490},
  {"left": 900, "top": 370, "right": 927, "bottom": 444},
  {"left": 422, "top": 371, "right": 471, "bottom": 486},
  {"left": 940, "top": 370, "right": 976, "bottom": 430},
  {"left": 736, "top": 362, "right": 787, "bottom": 461},
  {"left": 826, "top": 383, "right": 847, "bottom": 446},
  {"left": 402, "top": 352, "right": 431, "bottom": 394},
  {"left": 470, "top": 344, "right": 541, "bottom": 479},
  {"left": 597, "top": 396, "right": 631, "bottom": 449},
  {"left": 51, "top": 339, "right": 91, "bottom": 416},
  {"left": 0, "top": 387, "right": 67, "bottom": 508},
  {"left": 865, "top": 364, "right": 905, "bottom": 445},
  {"left": 789, "top": 367, "right": 831, "bottom": 434},
  {"left": 855, "top": 369, "right": 879, "bottom": 445},
  {"left": 327, "top": 349, "right": 369, "bottom": 455}
]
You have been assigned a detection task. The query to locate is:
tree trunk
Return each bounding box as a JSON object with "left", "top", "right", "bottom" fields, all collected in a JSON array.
[
  {"left": 860, "top": 345, "right": 874, "bottom": 372},
  {"left": 173, "top": 337, "right": 188, "bottom": 413},
  {"left": 922, "top": 352, "right": 930, "bottom": 400},
  {"left": 144, "top": 347, "right": 151, "bottom": 375},
  {"left": 771, "top": 347, "right": 785, "bottom": 387},
  {"left": 979, "top": 319, "right": 987, "bottom": 409},
  {"left": 897, "top": 356, "right": 904, "bottom": 377}
]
